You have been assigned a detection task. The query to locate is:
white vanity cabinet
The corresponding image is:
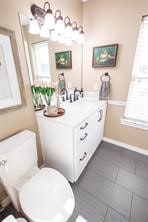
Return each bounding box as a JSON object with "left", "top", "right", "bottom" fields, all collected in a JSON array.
[
  {"left": 36, "top": 101, "right": 106, "bottom": 182},
  {"left": 74, "top": 105, "right": 106, "bottom": 181}
]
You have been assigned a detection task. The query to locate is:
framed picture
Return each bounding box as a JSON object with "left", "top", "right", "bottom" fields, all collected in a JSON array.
[
  {"left": 0, "top": 27, "right": 24, "bottom": 112},
  {"left": 92, "top": 44, "right": 118, "bottom": 68},
  {"left": 55, "top": 50, "right": 72, "bottom": 69}
]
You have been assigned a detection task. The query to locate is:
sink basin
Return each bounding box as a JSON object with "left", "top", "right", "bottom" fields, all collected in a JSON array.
[{"left": 60, "top": 99, "right": 97, "bottom": 111}]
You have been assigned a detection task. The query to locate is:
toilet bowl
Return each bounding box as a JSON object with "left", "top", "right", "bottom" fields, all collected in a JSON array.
[{"left": 0, "top": 130, "right": 75, "bottom": 222}]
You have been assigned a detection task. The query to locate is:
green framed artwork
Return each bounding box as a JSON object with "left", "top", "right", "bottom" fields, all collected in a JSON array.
[
  {"left": 55, "top": 50, "right": 72, "bottom": 69},
  {"left": 92, "top": 44, "right": 118, "bottom": 67}
]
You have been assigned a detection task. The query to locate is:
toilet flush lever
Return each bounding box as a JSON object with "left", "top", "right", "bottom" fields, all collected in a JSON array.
[{"left": 0, "top": 160, "right": 7, "bottom": 167}]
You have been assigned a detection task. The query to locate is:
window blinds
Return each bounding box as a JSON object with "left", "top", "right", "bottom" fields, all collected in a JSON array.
[{"left": 124, "top": 16, "right": 148, "bottom": 125}]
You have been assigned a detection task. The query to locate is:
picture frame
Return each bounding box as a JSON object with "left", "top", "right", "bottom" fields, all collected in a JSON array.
[
  {"left": 55, "top": 50, "right": 72, "bottom": 69},
  {"left": 92, "top": 44, "right": 118, "bottom": 68},
  {"left": 0, "top": 27, "right": 24, "bottom": 112}
]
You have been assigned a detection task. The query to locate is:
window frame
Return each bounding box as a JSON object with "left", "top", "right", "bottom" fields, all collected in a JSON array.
[
  {"left": 121, "top": 15, "right": 148, "bottom": 130},
  {"left": 31, "top": 40, "right": 51, "bottom": 81}
]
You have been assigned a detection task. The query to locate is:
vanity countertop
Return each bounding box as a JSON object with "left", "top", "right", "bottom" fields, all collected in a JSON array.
[{"left": 36, "top": 99, "right": 107, "bottom": 128}]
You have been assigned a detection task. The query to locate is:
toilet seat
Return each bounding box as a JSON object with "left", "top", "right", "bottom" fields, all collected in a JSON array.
[{"left": 19, "top": 168, "right": 75, "bottom": 222}]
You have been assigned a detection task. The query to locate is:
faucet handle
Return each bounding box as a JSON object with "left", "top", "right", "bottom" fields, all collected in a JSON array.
[
  {"left": 80, "top": 88, "right": 84, "bottom": 98},
  {"left": 69, "top": 94, "right": 73, "bottom": 103},
  {"left": 61, "top": 96, "right": 65, "bottom": 102}
]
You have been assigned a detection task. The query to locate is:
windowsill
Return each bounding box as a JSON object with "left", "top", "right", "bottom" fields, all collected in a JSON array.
[{"left": 121, "top": 118, "right": 148, "bottom": 130}]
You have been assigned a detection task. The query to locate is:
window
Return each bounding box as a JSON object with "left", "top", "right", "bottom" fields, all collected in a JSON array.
[
  {"left": 32, "top": 41, "right": 51, "bottom": 81},
  {"left": 122, "top": 16, "right": 148, "bottom": 130}
]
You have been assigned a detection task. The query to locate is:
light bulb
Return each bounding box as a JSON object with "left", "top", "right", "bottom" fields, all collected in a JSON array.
[
  {"left": 77, "top": 27, "right": 85, "bottom": 44},
  {"left": 64, "top": 16, "right": 73, "bottom": 38},
  {"left": 65, "top": 25, "right": 73, "bottom": 38},
  {"left": 44, "top": 11, "right": 55, "bottom": 30},
  {"left": 55, "top": 19, "right": 65, "bottom": 34},
  {"left": 29, "top": 19, "right": 40, "bottom": 34},
  {"left": 78, "top": 32, "right": 85, "bottom": 44},
  {"left": 40, "top": 25, "right": 50, "bottom": 38},
  {"left": 50, "top": 30, "right": 59, "bottom": 41}
]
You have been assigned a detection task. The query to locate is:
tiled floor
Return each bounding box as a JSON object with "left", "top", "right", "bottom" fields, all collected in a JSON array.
[
  {"left": 1, "top": 142, "right": 148, "bottom": 222},
  {"left": 69, "top": 142, "right": 148, "bottom": 222}
]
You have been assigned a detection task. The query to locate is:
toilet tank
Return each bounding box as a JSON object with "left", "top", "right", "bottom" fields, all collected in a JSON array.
[{"left": 0, "top": 130, "right": 38, "bottom": 211}]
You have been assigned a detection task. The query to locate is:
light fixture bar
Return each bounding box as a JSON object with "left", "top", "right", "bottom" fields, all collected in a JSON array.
[{"left": 30, "top": 2, "right": 85, "bottom": 44}]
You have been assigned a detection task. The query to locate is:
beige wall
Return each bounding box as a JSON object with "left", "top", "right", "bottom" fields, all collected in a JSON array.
[
  {"left": 82, "top": 0, "right": 148, "bottom": 150},
  {"left": 0, "top": 0, "right": 82, "bottom": 202}
]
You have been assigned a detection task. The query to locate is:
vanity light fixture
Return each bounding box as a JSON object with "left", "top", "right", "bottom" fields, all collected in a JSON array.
[
  {"left": 72, "top": 22, "right": 79, "bottom": 41},
  {"left": 43, "top": 2, "right": 55, "bottom": 30},
  {"left": 64, "top": 16, "right": 73, "bottom": 38},
  {"left": 29, "top": 18, "right": 40, "bottom": 34},
  {"left": 29, "top": 1, "right": 85, "bottom": 45},
  {"left": 40, "top": 24, "right": 50, "bottom": 38},
  {"left": 50, "top": 30, "right": 59, "bottom": 41},
  {"left": 55, "top": 10, "right": 65, "bottom": 35},
  {"left": 78, "top": 26, "right": 85, "bottom": 44}
]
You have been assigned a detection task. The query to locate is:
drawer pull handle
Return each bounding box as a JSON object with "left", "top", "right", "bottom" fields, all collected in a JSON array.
[
  {"left": 80, "top": 133, "right": 88, "bottom": 141},
  {"left": 98, "top": 109, "right": 103, "bottom": 122},
  {"left": 80, "top": 122, "right": 88, "bottom": 129},
  {"left": 80, "top": 152, "right": 87, "bottom": 161}
]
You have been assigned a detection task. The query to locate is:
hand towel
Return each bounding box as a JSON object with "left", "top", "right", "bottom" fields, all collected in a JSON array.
[{"left": 99, "top": 81, "right": 110, "bottom": 100}]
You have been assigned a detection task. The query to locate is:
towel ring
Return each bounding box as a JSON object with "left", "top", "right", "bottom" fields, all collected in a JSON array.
[
  {"left": 100, "top": 72, "right": 111, "bottom": 82},
  {"left": 58, "top": 73, "right": 65, "bottom": 80}
]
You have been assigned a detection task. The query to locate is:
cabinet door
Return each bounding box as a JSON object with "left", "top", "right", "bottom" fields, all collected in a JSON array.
[
  {"left": 74, "top": 104, "right": 107, "bottom": 181},
  {"left": 96, "top": 105, "right": 107, "bottom": 142}
]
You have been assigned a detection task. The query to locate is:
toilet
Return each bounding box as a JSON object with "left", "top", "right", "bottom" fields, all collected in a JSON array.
[{"left": 0, "top": 130, "right": 75, "bottom": 222}]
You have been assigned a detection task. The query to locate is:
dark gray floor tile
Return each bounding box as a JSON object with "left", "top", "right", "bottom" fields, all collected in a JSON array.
[
  {"left": 100, "top": 142, "right": 125, "bottom": 155},
  {"left": 125, "top": 150, "right": 148, "bottom": 164},
  {"left": 68, "top": 187, "right": 107, "bottom": 222},
  {"left": 105, "top": 208, "right": 129, "bottom": 222},
  {"left": 131, "top": 194, "right": 148, "bottom": 222},
  {"left": 98, "top": 147, "right": 136, "bottom": 172},
  {"left": 116, "top": 168, "right": 148, "bottom": 200},
  {"left": 87, "top": 156, "right": 119, "bottom": 182},
  {"left": 79, "top": 171, "right": 132, "bottom": 218},
  {"left": 136, "top": 161, "right": 148, "bottom": 180}
]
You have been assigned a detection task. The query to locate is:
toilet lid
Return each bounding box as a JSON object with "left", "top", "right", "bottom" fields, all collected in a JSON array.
[{"left": 19, "top": 168, "right": 75, "bottom": 222}]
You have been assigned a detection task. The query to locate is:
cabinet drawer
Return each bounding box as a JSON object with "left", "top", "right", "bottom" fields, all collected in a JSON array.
[
  {"left": 75, "top": 150, "right": 90, "bottom": 181},
  {"left": 77, "top": 120, "right": 89, "bottom": 137}
]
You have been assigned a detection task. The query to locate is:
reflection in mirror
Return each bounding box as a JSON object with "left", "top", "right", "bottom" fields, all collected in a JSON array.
[{"left": 19, "top": 13, "right": 82, "bottom": 90}]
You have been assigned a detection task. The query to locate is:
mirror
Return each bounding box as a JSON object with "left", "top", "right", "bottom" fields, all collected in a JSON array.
[{"left": 19, "top": 13, "right": 82, "bottom": 91}]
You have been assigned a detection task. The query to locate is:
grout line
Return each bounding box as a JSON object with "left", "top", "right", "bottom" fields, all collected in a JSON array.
[
  {"left": 114, "top": 166, "right": 120, "bottom": 183},
  {"left": 103, "top": 207, "right": 108, "bottom": 222},
  {"left": 129, "top": 193, "right": 133, "bottom": 221},
  {"left": 80, "top": 185, "right": 131, "bottom": 221},
  {"left": 134, "top": 161, "right": 137, "bottom": 174}
]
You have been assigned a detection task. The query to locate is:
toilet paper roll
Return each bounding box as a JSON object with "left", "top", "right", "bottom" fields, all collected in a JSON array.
[{"left": 2, "top": 215, "right": 17, "bottom": 222}]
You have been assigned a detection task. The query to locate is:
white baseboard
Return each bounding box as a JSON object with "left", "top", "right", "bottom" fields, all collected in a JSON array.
[{"left": 103, "top": 137, "right": 148, "bottom": 156}]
